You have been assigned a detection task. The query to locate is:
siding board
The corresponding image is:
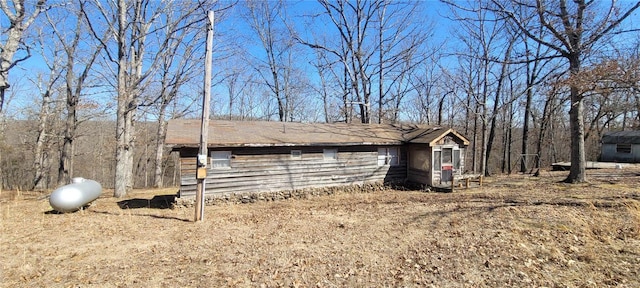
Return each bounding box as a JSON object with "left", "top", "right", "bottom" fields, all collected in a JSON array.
[{"left": 177, "top": 146, "right": 407, "bottom": 198}]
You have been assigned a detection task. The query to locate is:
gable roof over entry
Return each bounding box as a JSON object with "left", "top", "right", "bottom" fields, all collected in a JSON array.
[{"left": 165, "top": 119, "right": 469, "bottom": 148}]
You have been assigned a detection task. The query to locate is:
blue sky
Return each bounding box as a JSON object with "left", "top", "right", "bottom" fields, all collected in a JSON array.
[{"left": 4, "top": 0, "right": 639, "bottom": 122}]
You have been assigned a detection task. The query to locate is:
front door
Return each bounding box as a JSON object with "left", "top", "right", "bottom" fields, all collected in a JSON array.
[{"left": 441, "top": 148, "right": 453, "bottom": 182}]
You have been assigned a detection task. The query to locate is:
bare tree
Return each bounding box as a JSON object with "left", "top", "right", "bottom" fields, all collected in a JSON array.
[
  {"left": 298, "top": 0, "right": 386, "bottom": 123},
  {"left": 484, "top": 35, "right": 514, "bottom": 176},
  {"left": 405, "top": 51, "right": 446, "bottom": 125},
  {"left": 147, "top": 19, "right": 204, "bottom": 188},
  {"left": 0, "top": 0, "right": 47, "bottom": 192},
  {"left": 85, "top": 0, "right": 211, "bottom": 197},
  {"left": 518, "top": 30, "right": 560, "bottom": 173},
  {"left": 241, "top": 0, "right": 299, "bottom": 122},
  {"left": 310, "top": 50, "right": 332, "bottom": 123},
  {"left": 374, "top": 1, "right": 429, "bottom": 124},
  {"left": 41, "top": 1, "right": 109, "bottom": 186},
  {"left": 0, "top": 0, "right": 47, "bottom": 113},
  {"left": 30, "top": 7, "right": 65, "bottom": 190},
  {"left": 114, "top": 0, "right": 135, "bottom": 197},
  {"left": 490, "top": 0, "right": 640, "bottom": 183},
  {"left": 533, "top": 82, "right": 568, "bottom": 167},
  {"left": 444, "top": 0, "right": 507, "bottom": 174},
  {"left": 308, "top": 39, "right": 352, "bottom": 123},
  {"left": 221, "top": 65, "right": 251, "bottom": 120},
  {"left": 32, "top": 66, "right": 61, "bottom": 190}
]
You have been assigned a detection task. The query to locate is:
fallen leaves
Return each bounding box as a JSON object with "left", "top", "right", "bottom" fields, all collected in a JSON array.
[{"left": 1, "top": 169, "right": 639, "bottom": 287}]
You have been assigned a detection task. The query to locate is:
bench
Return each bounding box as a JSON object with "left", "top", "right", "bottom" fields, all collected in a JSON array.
[{"left": 451, "top": 174, "right": 483, "bottom": 191}]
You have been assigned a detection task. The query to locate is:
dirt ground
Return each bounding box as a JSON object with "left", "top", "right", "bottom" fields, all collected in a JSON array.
[{"left": 1, "top": 169, "right": 639, "bottom": 287}]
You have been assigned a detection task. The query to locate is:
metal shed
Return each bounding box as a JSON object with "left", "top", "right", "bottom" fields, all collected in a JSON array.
[{"left": 600, "top": 131, "right": 640, "bottom": 163}]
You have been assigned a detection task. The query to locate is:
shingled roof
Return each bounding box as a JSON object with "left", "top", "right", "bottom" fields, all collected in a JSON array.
[
  {"left": 601, "top": 131, "right": 640, "bottom": 144},
  {"left": 165, "top": 119, "right": 469, "bottom": 148}
]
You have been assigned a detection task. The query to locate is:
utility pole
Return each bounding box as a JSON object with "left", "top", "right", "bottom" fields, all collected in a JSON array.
[{"left": 195, "top": 11, "right": 214, "bottom": 222}]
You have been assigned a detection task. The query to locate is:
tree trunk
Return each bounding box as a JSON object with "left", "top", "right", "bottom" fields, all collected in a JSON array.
[
  {"left": 114, "top": 0, "right": 132, "bottom": 198},
  {"left": 342, "top": 67, "right": 349, "bottom": 122},
  {"left": 520, "top": 87, "right": 533, "bottom": 173},
  {"left": 485, "top": 41, "right": 512, "bottom": 176},
  {"left": 377, "top": 6, "right": 385, "bottom": 124},
  {"left": 503, "top": 104, "right": 513, "bottom": 174},
  {"left": 57, "top": 106, "right": 75, "bottom": 186},
  {"left": 471, "top": 106, "right": 478, "bottom": 173},
  {"left": 115, "top": 104, "right": 135, "bottom": 197},
  {"left": 437, "top": 94, "right": 446, "bottom": 126},
  {"left": 57, "top": 115, "right": 76, "bottom": 185},
  {"left": 564, "top": 55, "right": 587, "bottom": 183},
  {"left": 33, "top": 90, "right": 51, "bottom": 190},
  {"left": 153, "top": 107, "right": 168, "bottom": 188},
  {"left": 58, "top": 62, "right": 77, "bottom": 186}
]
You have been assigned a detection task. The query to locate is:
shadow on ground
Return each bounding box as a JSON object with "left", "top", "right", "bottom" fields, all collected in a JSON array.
[
  {"left": 117, "top": 194, "right": 176, "bottom": 209},
  {"left": 44, "top": 203, "right": 93, "bottom": 214}
]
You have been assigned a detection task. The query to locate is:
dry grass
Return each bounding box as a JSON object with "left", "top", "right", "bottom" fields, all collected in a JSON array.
[{"left": 1, "top": 169, "right": 639, "bottom": 287}]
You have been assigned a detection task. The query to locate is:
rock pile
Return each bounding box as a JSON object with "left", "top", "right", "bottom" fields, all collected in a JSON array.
[{"left": 175, "top": 182, "right": 392, "bottom": 207}]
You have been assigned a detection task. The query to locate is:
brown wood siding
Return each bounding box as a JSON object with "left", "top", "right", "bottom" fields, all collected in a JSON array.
[
  {"left": 178, "top": 146, "right": 407, "bottom": 198},
  {"left": 407, "top": 168, "right": 431, "bottom": 185}
]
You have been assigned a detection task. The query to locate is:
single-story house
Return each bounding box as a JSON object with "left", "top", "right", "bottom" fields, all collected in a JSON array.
[
  {"left": 600, "top": 131, "right": 640, "bottom": 163},
  {"left": 165, "top": 119, "right": 470, "bottom": 199}
]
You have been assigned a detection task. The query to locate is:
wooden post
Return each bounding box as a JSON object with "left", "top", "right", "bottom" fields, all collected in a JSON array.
[
  {"left": 450, "top": 178, "right": 455, "bottom": 192},
  {"left": 195, "top": 11, "right": 214, "bottom": 222},
  {"left": 479, "top": 175, "right": 483, "bottom": 187}
]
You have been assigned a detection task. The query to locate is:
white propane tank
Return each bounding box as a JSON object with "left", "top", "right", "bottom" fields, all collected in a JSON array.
[{"left": 49, "top": 178, "right": 102, "bottom": 213}]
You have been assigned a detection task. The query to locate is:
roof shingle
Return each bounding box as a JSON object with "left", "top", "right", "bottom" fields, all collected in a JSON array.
[{"left": 165, "top": 119, "right": 468, "bottom": 148}]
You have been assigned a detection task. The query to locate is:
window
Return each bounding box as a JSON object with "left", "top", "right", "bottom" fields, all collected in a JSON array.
[
  {"left": 323, "top": 149, "right": 338, "bottom": 161},
  {"left": 616, "top": 144, "right": 632, "bottom": 154},
  {"left": 377, "top": 148, "right": 387, "bottom": 166},
  {"left": 210, "top": 151, "right": 232, "bottom": 168},
  {"left": 378, "top": 147, "right": 399, "bottom": 166},
  {"left": 453, "top": 149, "right": 461, "bottom": 170},
  {"left": 442, "top": 148, "right": 453, "bottom": 164},
  {"left": 434, "top": 150, "right": 441, "bottom": 171},
  {"left": 291, "top": 150, "right": 302, "bottom": 159}
]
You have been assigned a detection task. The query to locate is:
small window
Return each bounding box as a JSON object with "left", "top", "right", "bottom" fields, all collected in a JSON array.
[
  {"left": 210, "top": 151, "right": 232, "bottom": 168},
  {"left": 378, "top": 147, "right": 399, "bottom": 166},
  {"left": 323, "top": 149, "right": 338, "bottom": 161},
  {"left": 291, "top": 150, "right": 302, "bottom": 159},
  {"left": 616, "top": 144, "right": 632, "bottom": 154}
]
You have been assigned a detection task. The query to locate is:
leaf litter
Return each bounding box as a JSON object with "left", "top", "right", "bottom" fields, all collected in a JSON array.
[{"left": 1, "top": 169, "right": 639, "bottom": 287}]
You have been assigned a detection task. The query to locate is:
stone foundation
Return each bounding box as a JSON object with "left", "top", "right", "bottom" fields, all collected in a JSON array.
[{"left": 174, "top": 182, "right": 400, "bottom": 207}]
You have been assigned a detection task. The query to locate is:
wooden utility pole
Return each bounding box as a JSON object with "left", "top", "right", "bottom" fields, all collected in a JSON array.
[{"left": 195, "top": 11, "right": 214, "bottom": 222}]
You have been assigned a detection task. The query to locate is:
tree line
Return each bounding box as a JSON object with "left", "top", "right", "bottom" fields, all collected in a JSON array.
[{"left": 0, "top": 0, "right": 639, "bottom": 195}]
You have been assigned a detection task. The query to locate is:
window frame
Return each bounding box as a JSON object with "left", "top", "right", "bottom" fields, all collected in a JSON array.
[
  {"left": 323, "top": 148, "right": 338, "bottom": 161},
  {"left": 453, "top": 149, "right": 461, "bottom": 170},
  {"left": 434, "top": 150, "right": 442, "bottom": 171},
  {"left": 442, "top": 148, "right": 453, "bottom": 164},
  {"left": 616, "top": 143, "right": 632, "bottom": 154},
  {"left": 210, "top": 150, "right": 232, "bottom": 169},
  {"left": 378, "top": 147, "right": 400, "bottom": 167}
]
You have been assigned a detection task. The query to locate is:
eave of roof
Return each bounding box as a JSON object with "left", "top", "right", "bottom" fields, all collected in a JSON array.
[
  {"left": 602, "top": 131, "right": 640, "bottom": 144},
  {"left": 165, "top": 119, "right": 469, "bottom": 149}
]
